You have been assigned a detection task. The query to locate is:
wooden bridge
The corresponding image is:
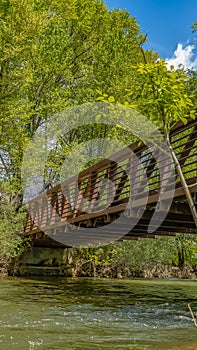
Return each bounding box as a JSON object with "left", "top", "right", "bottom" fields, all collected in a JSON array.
[{"left": 24, "top": 118, "right": 197, "bottom": 247}]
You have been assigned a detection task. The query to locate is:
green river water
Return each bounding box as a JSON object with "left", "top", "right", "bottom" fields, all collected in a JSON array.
[{"left": 0, "top": 277, "right": 197, "bottom": 350}]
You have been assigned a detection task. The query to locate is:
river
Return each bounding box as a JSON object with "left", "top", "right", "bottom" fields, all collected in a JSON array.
[{"left": 0, "top": 277, "right": 197, "bottom": 349}]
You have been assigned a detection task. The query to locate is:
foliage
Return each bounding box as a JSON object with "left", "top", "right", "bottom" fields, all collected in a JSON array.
[
  {"left": 96, "top": 60, "right": 195, "bottom": 129},
  {"left": 0, "top": 0, "right": 155, "bottom": 191},
  {"left": 175, "top": 234, "right": 197, "bottom": 269},
  {"left": 71, "top": 235, "right": 197, "bottom": 278},
  {"left": 116, "top": 237, "right": 177, "bottom": 269},
  {"left": 71, "top": 244, "right": 120, "bottom": 277},
  {"left": 0, "top": 189, "right": 26, "bottom": 258},
  {"left": 186, "top": 69, "right": 197, "bottom": 107},
  {"left": 123, "top": 60, "right": 194, "bottom": 130}
]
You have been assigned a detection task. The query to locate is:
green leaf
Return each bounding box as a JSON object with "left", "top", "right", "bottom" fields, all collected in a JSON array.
[
  {"left": 108, "top": 96, "right": 115, "bottom": 103},
  {"left": 180, "top": 117, "right": 188, "bottom": 125},
  {"left": 96, "top": 96, "right": 105, "bottom": 101},
  {"left": 96, "top": 89, "right": 103, "bottom": 95},
  {"left": 189, "top": 110, "right": 196, "bottom": 120}
]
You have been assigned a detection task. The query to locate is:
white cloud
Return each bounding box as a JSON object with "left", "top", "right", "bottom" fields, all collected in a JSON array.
[{"left": 166, "top": 43, "right": 197, "bottom": 70}]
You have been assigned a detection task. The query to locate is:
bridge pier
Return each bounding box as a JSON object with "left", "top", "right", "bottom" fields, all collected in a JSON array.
[{"left": 12, "top": 247, "right": 73, "bottom": 277}]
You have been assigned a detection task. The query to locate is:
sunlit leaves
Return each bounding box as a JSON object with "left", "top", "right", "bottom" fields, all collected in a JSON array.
[{"left": 126, "top": 60, "right": 195, "bottom": 130}]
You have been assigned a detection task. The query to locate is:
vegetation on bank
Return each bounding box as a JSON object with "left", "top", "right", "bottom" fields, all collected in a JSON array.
[
  {"left": 0, "top": 191, "right": 27, "bottom": 274},
  {"left": 69, "top": 235, "right": 197, "bottom": 279},
  {"left": 0, "top": 0, "right": 196, "bottom": 276}
]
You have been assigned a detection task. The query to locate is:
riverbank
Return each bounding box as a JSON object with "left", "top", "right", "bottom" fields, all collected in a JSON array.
[
  {"left": 1, "top": 253, "right": 197, "bottom": 280},
  {"left": 2, "top": 235, "right": 197, "bottom": 279},
  {"left": 69, "top": 260, "right": 197, "bottom": 279}
]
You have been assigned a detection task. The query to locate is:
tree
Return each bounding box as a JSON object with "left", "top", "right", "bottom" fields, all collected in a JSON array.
[
  {"left": 122, "top": 59, "right": 197, "bottom": 227},
  {"left": 0, "top": 0, "right": 153, "bottom": 196},
  {"left": 0, "top": 0, "right": 157, "bottom": 259}
]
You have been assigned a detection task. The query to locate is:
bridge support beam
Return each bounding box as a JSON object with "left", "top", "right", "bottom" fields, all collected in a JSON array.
[{"left": 12, "top": 247, "right": 73, "bottom": 277}]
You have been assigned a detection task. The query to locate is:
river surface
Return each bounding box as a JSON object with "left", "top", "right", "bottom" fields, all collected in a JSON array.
[{"left": 0, "top": 277, "right": 197, "bottom": 350}]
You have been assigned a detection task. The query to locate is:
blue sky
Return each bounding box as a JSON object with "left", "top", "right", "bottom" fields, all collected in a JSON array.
[{"left": 105, "top": 0, "right": 197, "bottom": 69}]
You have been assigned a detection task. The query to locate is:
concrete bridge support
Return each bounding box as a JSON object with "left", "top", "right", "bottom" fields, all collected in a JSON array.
[{"left": 12, "top": 247, "right": 73, "bottom": 276}]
